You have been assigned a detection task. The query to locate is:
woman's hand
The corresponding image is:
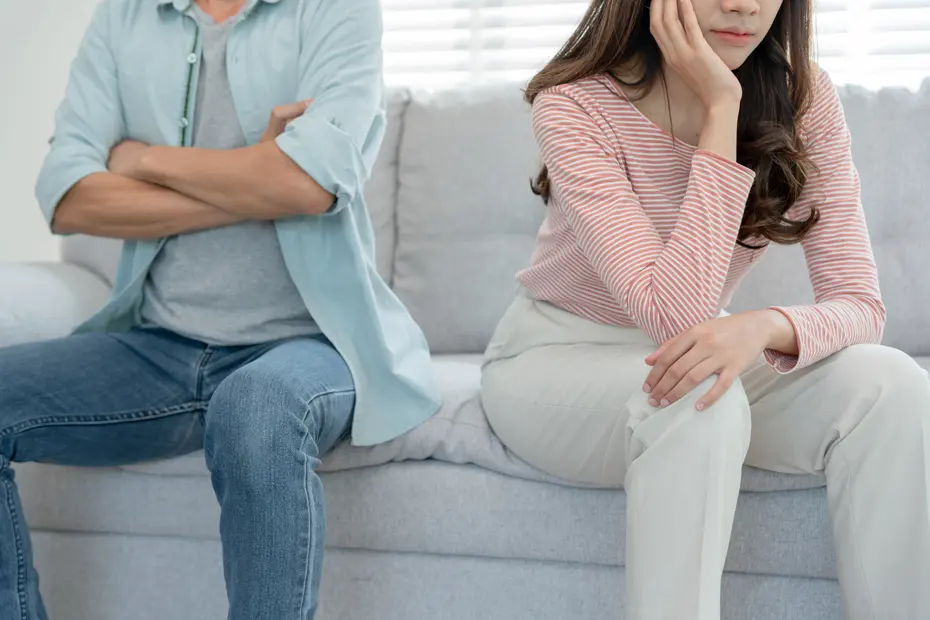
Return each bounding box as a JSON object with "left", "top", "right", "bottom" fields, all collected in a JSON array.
[
  {"left": 642, "top": 310, "right": 795, "bottom": 411},
  {"left": 650, "top": 0, "right": 742, "bottom": 109}
]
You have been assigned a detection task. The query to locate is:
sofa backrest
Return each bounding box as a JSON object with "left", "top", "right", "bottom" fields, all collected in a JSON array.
[
  {"left": 63, "top": 80, "right": 930, "bottom": 356},
  {"left": 388, "top": 86, "right": 546, "bottom": 354}
]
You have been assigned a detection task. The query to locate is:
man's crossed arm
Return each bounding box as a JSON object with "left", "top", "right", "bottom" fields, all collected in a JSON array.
[{"left": 53, "top": 101, "right": 328, "bottom": 240}]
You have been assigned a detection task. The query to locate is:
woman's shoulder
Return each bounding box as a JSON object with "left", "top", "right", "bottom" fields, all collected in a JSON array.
[
  {"left": 531, "top": 73, "right": 639, "bottom": 134},
  {"left": 533, "top": 74, "right": 630, "bottom": 113},
  {"left": 801, "top": 63, "right": 847, "bottom": 138}
]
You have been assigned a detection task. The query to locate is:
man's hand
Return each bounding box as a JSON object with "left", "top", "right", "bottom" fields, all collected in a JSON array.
[
  {"left": 642, "top": 310, "right": 796, "bottom": 411},
  {"left": 108, "top": 140, "right": 150, "bottom": 178},
  {"left": 260, "top": 100, "right": 313, "bottom": 143}
]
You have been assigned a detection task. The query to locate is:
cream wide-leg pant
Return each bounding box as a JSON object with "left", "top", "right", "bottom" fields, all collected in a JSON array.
[{"left": 481, "top": 292, "right": 930, "bottom": 620}]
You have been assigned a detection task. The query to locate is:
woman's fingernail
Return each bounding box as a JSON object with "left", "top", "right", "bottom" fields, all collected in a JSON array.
[
  {"left": 648, "top": 398, "right": 658, "bottom": 407},
  {"left": 660, "top": 399, "right": 669, "bottom": 407},
  {"left": 696, "top": 402, "right": 705, "bottom": 411},
  {"left": 642, "top": 383, "right": 651, "bottom": 392}
]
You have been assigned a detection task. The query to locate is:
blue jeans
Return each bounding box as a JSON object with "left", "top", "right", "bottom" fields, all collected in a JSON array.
[{"left": 0, "top": 327, "right": 354, "bottom": 620}]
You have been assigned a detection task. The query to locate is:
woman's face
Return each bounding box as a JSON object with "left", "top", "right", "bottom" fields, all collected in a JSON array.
[{"left": 690, "top": 0, "right": 785, "bottom": 70}]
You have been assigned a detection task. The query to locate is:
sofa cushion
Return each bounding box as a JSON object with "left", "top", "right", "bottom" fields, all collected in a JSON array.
[
  {"left": 21, "top": 358, "right": 926, "bottom": 577},
  {"left": 0, "top": 262, "right": 111, "bottom": 347},
  {"left": 364, "top": 88, "right": 410, "bottom": 284},
  {"left": 61, "top": 235, "right": 122, "bottom": 287},
  {"left": 113, "top": 354, "right": 834, "bottom": 493},
  {"left": 392, "top": 85, "right": 546, "bottom": 354},
  {"left": 16, "top": 460, "right": 835, "bottom": 580},
  {"left": 728, "top": 80, "right": 930, "bottom": 356}
]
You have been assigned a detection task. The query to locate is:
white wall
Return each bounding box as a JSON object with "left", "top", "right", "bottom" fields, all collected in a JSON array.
[{"left": 0, "top": 0, "right": 100, "bottom": 263}]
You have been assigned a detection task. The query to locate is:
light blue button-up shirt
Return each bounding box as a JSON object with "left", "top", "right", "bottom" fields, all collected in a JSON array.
[{"left": 35, "top": 0, "right": 441, "bottom": 446}]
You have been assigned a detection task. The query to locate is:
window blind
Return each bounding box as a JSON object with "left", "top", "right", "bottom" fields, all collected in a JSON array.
[{"left": 381, "top": 0, "right": 930, "bottom": 90}]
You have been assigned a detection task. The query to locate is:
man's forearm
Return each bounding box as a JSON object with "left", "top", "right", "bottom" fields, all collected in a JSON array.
[
  {"left": 52, "top": 172, "right": 245, "bottom": 239},
  {"left": 136, "top": 141, "right": 335, "bottom": 218}
]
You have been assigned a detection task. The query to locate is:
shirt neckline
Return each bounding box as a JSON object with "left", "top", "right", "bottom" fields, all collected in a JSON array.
[{"left": 597, "top": 73, "right": 699, "bottom": 152}]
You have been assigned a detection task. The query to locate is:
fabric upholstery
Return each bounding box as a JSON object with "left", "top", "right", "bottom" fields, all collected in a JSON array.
[
  {"left": 363, "top": 88, "right": 410, "bottom": 284},
  {"left": 0, "top": 262, "right": 111, "bottom": 347},
  {"left": 17, "top": 460, "right": 835, "bottom": 580},
  {"left": 392, "top": 86, "right": 546, "bottom": 353},
  {"left": 60, "top": 235, "right": 122, "bottom": 286},
  {"left": 28, "top": 533, "right": 841, "bottom": 620}
]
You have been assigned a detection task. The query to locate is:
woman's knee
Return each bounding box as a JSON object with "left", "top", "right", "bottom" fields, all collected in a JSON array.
[
  {"left": 828, "top": 344, "right": 930, "bottom": 430},
  {"left": 625, "top": 376, "right": 752, "bottom": 467},
  {"left": 830, "top": 344, "right": 927, "bottom": 387}
]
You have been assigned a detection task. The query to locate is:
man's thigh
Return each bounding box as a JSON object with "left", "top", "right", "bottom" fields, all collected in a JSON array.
[
  {"left": 0, "top": 329, "right": 207, "bottom": 466},
  {"left": 206, "top": 335, "right": 355, "bottom": 460}
]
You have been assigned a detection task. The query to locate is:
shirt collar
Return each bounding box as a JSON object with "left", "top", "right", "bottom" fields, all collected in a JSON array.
[{"left": 156, "top": 0, "right": 280, "bottom": 11}]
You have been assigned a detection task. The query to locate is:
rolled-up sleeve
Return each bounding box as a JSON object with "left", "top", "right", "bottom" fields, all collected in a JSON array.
[
  {"left": 274, "top": 0, "right": 386, "bottom": 216},
  {"left": 35, "top": 0, "right": 123, "bottom": 228}
]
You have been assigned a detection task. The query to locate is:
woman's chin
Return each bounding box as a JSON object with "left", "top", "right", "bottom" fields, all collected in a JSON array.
[{"left": 715, "top": 49, "right": 753, "bottom": 72}]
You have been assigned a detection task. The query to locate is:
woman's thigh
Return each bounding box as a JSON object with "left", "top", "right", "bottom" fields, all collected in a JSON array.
[
  {"left": 481, "top": 341, "right": 654, "bottom": 486},
  {"left": 742, "top": 344, "right": 930, "bottom": 474}
]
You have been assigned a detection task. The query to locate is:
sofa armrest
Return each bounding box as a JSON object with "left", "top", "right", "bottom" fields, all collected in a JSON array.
[{"left": 0, "top": 262, "right": 112, "bottom": 348}]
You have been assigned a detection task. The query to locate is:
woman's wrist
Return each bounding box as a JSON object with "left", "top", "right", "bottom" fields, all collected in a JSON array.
[
  {"left": 698, "top": 103, "right": 740, "bottom": 162},
  {"left": 757, "top": 309, "right": 800, "bottom": 356}
]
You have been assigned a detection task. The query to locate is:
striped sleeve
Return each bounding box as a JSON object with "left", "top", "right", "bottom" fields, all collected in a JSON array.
[
  {"left": 765, "top": 71, "right": 886, "bottom": 373},
  {"left": 533, "top": 89, "right": 756, "bottom": 344}
]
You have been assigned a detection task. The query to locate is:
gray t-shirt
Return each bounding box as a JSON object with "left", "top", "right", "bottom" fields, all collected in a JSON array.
[{"left": 140, "top": 7, "right": 318, "bottom": 345}]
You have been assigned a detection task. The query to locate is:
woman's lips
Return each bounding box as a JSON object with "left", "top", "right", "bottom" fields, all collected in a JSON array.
[{"left": 712, "top": 30, "right": 754, "bottom": 46}]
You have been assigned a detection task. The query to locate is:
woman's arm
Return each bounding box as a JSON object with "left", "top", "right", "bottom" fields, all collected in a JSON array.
[
  {"left": 764, "top": 71, "right": 885, "bottom": 373},
  {"left": 534, "top": 89, "right": 756, "bottom": 344}
]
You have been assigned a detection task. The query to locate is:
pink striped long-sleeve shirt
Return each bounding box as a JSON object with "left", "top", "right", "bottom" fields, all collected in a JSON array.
[{"left": 518, "top": 69, "right": 885, "bottom": 373}]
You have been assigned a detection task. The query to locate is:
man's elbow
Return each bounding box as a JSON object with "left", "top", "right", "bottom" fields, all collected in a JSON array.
[
  {"left": 49, "top": 187, "right": 86, "bottom": 235},
  {"left": 280, "top": 172, "right": 336, "bottom": 216}
]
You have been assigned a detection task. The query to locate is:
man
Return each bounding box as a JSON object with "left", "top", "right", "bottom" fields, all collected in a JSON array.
[{"left": 0, "top": 0, "right": 440, "bottom": 618}]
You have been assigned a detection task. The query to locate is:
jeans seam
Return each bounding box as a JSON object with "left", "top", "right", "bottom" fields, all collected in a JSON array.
[
  {"left": 0, "top": 401, "right": 209, "bottom": 441},
  {"left": 295, "top": 387, "right": 353, "bottom": 618},
  {"left": 297, "top": 421, "right": 313, "bottom": 620},
  {"left": 1, "top": 469, "right": 28, "bottom": 620},
  {"left": 195, "top": 346, "right": 217, "bottom": 402}
]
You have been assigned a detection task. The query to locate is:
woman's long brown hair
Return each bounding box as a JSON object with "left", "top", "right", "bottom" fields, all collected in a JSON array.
[{"left": 526, "top": 0, "right": 819, "bottom": 246}]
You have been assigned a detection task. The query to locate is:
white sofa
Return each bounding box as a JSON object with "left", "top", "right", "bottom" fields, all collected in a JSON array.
[{"left": 1, "top": 79, "right": 928, "bottom": 620}]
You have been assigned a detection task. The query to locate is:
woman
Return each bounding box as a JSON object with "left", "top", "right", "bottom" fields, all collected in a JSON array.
[{"left": 480, "top": 0, "right": 930, "bottom": 618}]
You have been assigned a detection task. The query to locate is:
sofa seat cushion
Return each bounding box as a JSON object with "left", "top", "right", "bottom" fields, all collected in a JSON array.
[
  {"left": 19, "top": 356, "right": 923, "bottom": 579},
  {"left": 113, "top": 355, "right": 830, "bottom": 493},
  {"left": 15, "top": 459, "right": 836, "bottom": 580}
]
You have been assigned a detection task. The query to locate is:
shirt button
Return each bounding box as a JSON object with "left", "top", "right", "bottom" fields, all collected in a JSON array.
[
  {"left": 179, "top": 117, "right": 190, "bottom": 128},
  {"left": 187, "top": 53, "right": 198, "bottom": 64}
]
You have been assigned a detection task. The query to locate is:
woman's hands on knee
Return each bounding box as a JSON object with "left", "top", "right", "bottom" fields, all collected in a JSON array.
[{"left": 641, "top": 310, "right": 793, "bottom": 411}]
